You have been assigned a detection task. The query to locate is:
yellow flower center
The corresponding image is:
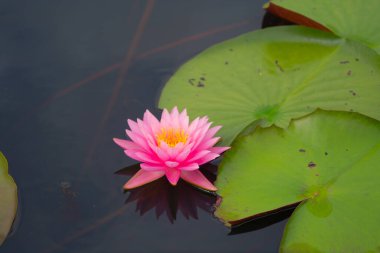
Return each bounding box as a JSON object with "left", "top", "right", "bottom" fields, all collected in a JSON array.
[{"left": 156, "top": 128, "right": 188, "bottom": 147}]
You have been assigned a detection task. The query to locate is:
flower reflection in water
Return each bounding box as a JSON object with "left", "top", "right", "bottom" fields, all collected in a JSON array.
[{"left": 115, "top": 163, "right": 217, "bottom": 223}]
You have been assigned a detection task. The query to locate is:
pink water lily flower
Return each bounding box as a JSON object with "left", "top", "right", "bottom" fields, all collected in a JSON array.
[{"left": 113, "top": 107, "right": 229, "bottom": 191}]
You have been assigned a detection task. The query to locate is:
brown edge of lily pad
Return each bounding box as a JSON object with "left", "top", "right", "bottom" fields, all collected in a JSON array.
[
  {"left": 266, "top": 3, "right": 331, "bottom": 33},
  {"left": 214, "top": 195, "right": 305, "bottom": 227}
]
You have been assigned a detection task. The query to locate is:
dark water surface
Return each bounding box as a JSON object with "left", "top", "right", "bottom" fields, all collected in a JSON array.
[{"left": 0, "top": 1, "right": 289, "bottom": 252}]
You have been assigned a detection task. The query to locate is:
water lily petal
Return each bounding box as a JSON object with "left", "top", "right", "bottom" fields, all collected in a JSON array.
[
  {"left": 179, "top": 108, "right": 189, "bottom": 130},
  {"left": 198, "top": 116, "right": 210, "bottom": 129},
  {"left": 188, "top": 150, "right": 211, "bottom": 163},
  {"left": 126, "top": 130, "right": 150, "bottom": 151},
  {"left": 160, "top": 108, "right": 171, "bottom": 129},
  {"left": 114, "top": 107, "right": 230, "bottom": 190},
  {"left": 134, "top": 151, "right": 161, "bottom": 164},
  {"left": 191, "top": 122, "right": 212, "bottom": 149},
  {"left": 187, "top": 117, "right": 200, "bottom": 135},
  {"left": 170, "top": 143, "right": 187, "bottom": 158},
  {"left": 124, "top": 169, "right": 165, "bottom": 189},
  {"left": 140, "top": 163, "right": 166, "bottom": 171},
  {"left": 175, "top": 143, "right": 194, "bottom": 162},
  {"left": 127, "top": 119, "right": 142, "bottom": 135},
  {"left": 137, "top": 119, "right": 156, "bottom": 143},
  {"left": 181, "top": 170, "right": 217, "bottom": 191},
  {"left": 159, "top": 142, "right": 177, "bottom": 159},
  {"left": 113, "top": 138, "right": 141, "bottom": 150},
  {"left": 152, "top": 145, "right": 170, "bottom": 161},
  {"left": 196, "top": 137, "right": 220, "bottom": 151},
  {"left": 143, "top": 110, "right": 160, "bottom": 134},
  {"left": 165, "top": 168, "right": 181, "bottom": 185},
  {"left": 124, "top": 150, "right": 160, "bottom": 164},
  {"left": 179, "top": 163, "right": 199, "bottom": 171},
  {"left": 196, "top": 153, "right": 220, "bottom": 165},
  {"left": 165, "top": 161, "right": 179, "bottom": 168},
  {"left": 205, "top": 125, "right": 222, "bottom": 139},
  {"left": 208, "top": 146, "right": 230, "bottom": 154},
  {"left": 170, "top": 106, "right": 180, "bottom": 129},
  {"left": 188, "top": 117, "right": 209, "bottom": 138}
]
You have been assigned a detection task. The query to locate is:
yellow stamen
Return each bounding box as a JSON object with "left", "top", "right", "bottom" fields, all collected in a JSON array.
[{"left": 156, "top": 128, "right": 188, "bottom": 147}]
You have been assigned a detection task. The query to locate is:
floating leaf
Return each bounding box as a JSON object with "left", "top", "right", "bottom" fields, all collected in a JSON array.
[
  {"left": 0, "top": 152, "right": 17, "bottom": 246},
  {"left": 268, "top": 0, "right": 380, "bottom": 54},
  {"left": 159, "top": 26, "right": 380, "bottom": 146},
  {"left": 215, "top": 111, "right": 380, "bottom": 252}
]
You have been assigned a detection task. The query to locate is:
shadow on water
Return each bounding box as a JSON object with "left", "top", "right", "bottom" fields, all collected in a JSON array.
[
  {"left": 116, "top": 162, "right": 295, "bottom": 231},
  {"left": 229, "top": 208, "right": 295, "bottom": 235},
  {"left": 115, "top": 163, "right": 217, "bottom": 223}
]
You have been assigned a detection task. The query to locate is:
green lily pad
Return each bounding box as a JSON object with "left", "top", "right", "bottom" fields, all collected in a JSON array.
[
  {"left": 268, "top": 0, "right": 380, "bottom": 54},
  {"left": 215, "top": 111, "right": 380, "bottom": 252},
  {"left": 0, "top": 152, "right": 17, "bottom": 246},
  {"left": 159, "top": 26, "right": 380, "bottom": 146}
]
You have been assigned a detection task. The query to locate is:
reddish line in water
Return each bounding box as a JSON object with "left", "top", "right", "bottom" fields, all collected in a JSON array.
[
  {"left": 44, "top": 63, "right": 121, "bottom": 107},
  {"left": 42, "top": 206, "right": 128, "bottom": 253},
  {"left": 84, "top": 0, "right": 156, "bottom": 168},
  {"left": 31, "top": 0, "right": 138, "bottom": 111},
  {"left": 30, "top": 19, "right": 251, "bottom": 115},
  {"left": 137, "top": 19, "right": 250, "bottom": 60}
]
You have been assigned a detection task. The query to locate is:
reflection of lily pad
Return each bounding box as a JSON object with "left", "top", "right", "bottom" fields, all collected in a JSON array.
[
  {"left": 0, "top": 152, "right": 17, "bottom": 246},
  {"left": 268, "top": 0, "right": 380, "bottom": 54},
  {"left": 215, "top": 111, "right": 380, "bottom": 252},
  {"left": 159, "top": 26, "right": 380, "bottom": 146}
]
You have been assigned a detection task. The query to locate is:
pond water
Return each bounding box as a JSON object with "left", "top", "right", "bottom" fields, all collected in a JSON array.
[{"left": 0, "top": 1, "right": 292, "bottom": 252}]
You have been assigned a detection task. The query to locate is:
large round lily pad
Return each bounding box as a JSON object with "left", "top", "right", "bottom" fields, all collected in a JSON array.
[
  {"left": 215, "top": 111, "right": 380, "bottom": 252},
  {"left": 159, "top": 26, "right": 380, "bottom": 146},
  {"left": 0, "top": 152, "right": 17, "bottom": 246},
  {"left": 268, "top": 0, "right": 380, "bottom": 54}
]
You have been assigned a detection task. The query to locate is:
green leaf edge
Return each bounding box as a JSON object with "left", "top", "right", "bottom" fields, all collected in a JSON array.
[{"left": 0, "top": 152, "right": 18, "bottom": 246}]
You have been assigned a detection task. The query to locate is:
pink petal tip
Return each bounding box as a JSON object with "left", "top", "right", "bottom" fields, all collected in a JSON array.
[{"left": 181, "top": 170, "right": 217, "bottom": 191}]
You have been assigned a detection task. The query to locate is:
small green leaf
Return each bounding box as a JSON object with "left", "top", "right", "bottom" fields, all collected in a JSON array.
[
  {"left": 0, "top": 152, "right": 17, "bottom": 246},
  {"left": 215, "top": 111, "right": 380, "bottom": 252},
  {"left": 159, "top": 26, "right": 380, "bottom": 146},
  {"left": 269, "top": 0, "right": 380, "bottom": 54}
]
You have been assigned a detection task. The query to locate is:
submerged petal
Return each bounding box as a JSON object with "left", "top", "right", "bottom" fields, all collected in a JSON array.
[
  {"left": 124, "top": 169, "right": 165, "bottom": 189},
  {"left": 181, "top": 170, "right": 217, "bottom": 191}
]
